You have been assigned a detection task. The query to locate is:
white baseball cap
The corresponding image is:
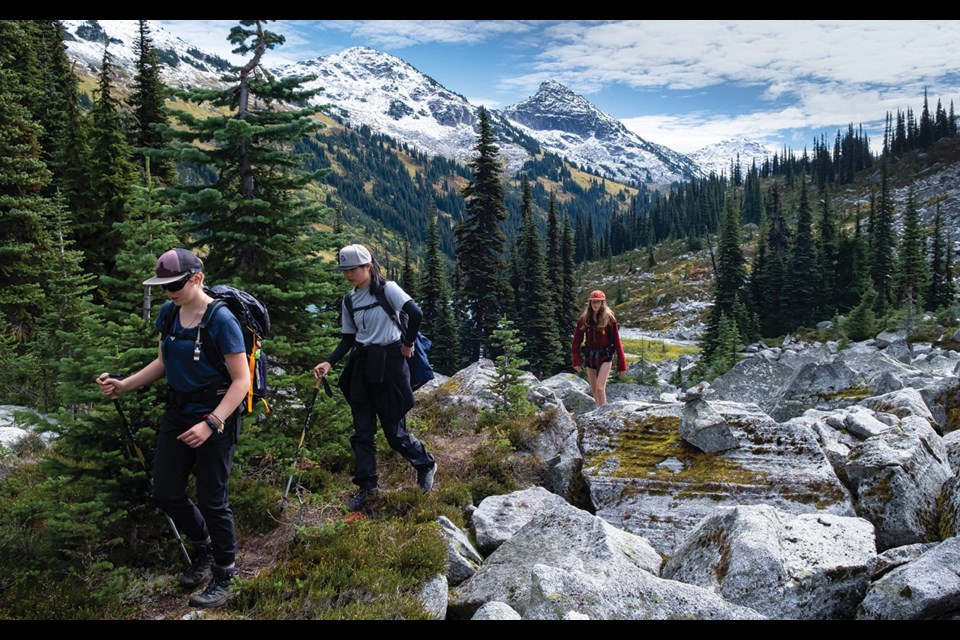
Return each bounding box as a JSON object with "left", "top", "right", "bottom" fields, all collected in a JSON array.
[{"left": 334, "top": 244, "right": 372, "bottom": 270}]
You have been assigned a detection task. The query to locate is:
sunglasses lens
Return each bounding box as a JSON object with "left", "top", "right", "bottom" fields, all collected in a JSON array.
[{"left": 162, "top": 275, "right": 190, "bottom": 292}]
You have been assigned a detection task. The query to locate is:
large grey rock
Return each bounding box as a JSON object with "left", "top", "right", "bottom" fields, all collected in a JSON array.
[
  {"left": 517, "top": 403, "right": 582, "bottom": 500},
  {"left": 0, "top": 427, "right": 31, "bottom": 449},
  {"left": 437, "top": 516, "right": 483, "bottom": 586},
  {"left": 875, "top": 329, "right": 909, "bottom": 349},
  {"left": 936, "top": 475, "right": 960, "bottom": 539},
  {"left": 538, "top": 372, "right": 595, "bottom": 414},
  {"left": 662, "top": 505, "right": 876, "bottom": 620},
  {"left": 859, "top": 387, "right": 936, "bottom": 427},
  {"left": 471, "top": 601, "right": 522, "bottom": 620},
  {"left": 471, "top": 486, "right": 573, "bottom": 555},
  {"left": 417, "top": 574, "right": 448, "bottom": 620},
  {"left": 449, "top": 501, "right": 662, "bottom": 618},
  {"left": 944, "top": 429, "right": 960, "bottom": 473},
  {"left": 679, "top": 398, "right": 739, "bottom": 453},
  {"left": 579, "top": 400, "right": 854, "bottom": 556},
  {"left": 436, "top": 359, "right": 540, "bottom": 411},
  {"left": 873, "top": 542, "right": 940, "bottom": 579},
  {"left": 768, "top": 360, "right": 864, "bottom": 421},
  {"left": 857, "top": 536, "right": 960, "bottom": 619},
  {"left": 605, "top": 382, "right": 663, "bottom": 404},
  {"left": 843, "top": 406, "right": 896, "bottom": 439},
  {"left": 546, "top": 431, "right": 584, "bottom": 506},
  {"left": 0, "top": 405, "right": 57, "bottom": 447},
  {"left": 522, "top": 562, "right": 763, "bottom": 620},
  {"left": 708, "top": 352, "right": 809, "bottom": 413},
  {"left": 844, "top": 415, "right": 952, "bottom": 551}
]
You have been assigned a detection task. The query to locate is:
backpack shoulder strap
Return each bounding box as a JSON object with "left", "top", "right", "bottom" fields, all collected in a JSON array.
[
  {"left": 159, "top": 301, "right": 176, "bottom": 338},
  {"left": 343, "top": 291, "right": 355, "bottom": 325},
  {"left": 199, "top": 300, "right": 230, "bottom": 377},
  {"left": 373, "top": 282, "right": 403, "bottom": 332}
]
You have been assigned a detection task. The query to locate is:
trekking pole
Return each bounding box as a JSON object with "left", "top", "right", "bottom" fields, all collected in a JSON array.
[
  {"left": 282, "top": 375, "right": 333, "bottom": 507},
  {"left": 105, "top": 373, "right": 192, "bottom": 566}
]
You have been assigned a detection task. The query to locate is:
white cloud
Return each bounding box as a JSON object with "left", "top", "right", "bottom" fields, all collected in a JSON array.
[{"left": 317, "top": 20, "right": 537, "bottom": 48}]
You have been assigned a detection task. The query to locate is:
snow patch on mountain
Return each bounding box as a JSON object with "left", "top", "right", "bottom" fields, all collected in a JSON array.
[
  {"left": 501, "top": 81, "right": 703, "bottom": 186},
  {"left": 688, "top": 137, "right": 774, "bottom": 179}
]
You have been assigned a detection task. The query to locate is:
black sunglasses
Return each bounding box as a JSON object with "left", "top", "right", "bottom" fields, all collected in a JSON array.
[{"left": 161, "top": 273, "right": 193, "bottom": 292}]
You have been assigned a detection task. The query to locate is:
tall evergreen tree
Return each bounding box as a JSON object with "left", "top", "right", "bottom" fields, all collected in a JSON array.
[
  {"left": 894, "top": 186, "right": 929, "bottom": 320},
  {"left": 817, "top": 187, "right": 839, "bottom": 318},
  {"left": 515, "top": 174, "right": 563, "bottom": 378},
  {"left": 158, "top": 20, "right": 339, "bottom": 363},
  {"left": 927, "top": 204, "right": 955, "bottom": 310},
  {"left": 546, "top": 191, "right": 564, "bottom": 335},
  {"left": 80, "top": 42, "right": 136, "bottom": 301},
  {"left": 784, "top": 178, "right": 819, "bottom": 329},
  {"left": 870, "top": 160, "right": 897, "bottom": 314},
  {"left": 419, "top": 206, "right": 444, "bottom": 336},
  {"left": 559, "top": 214, "right": 578, "bottom": 345},
  {"left": 455, "top": 106, "right": 510, "bottom": 362},
  {"left": 0, "top": 20, "right": 57, "bottom": 370},
  {"left": 130, "top": 19, "right": 175, "bottom": 185},
  {"left": 697, "top": 191, "right": 752, "bottom": 374}
]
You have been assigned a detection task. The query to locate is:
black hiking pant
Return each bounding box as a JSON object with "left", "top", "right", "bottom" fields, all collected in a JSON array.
[
  {"left": 350, "top": 399, "right": 434, "bottom": 491},
  {"left": 153, "top": 408, "right": 238, "bottom": 567}
]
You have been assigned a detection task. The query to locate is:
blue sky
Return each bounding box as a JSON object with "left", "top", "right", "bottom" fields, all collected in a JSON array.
[{"left": 156, "top": 20, "right": 960, "bottom": 155}]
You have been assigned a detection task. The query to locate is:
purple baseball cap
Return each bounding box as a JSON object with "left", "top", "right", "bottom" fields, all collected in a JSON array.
[{"left": 143, "top": 248, "right": 204, "bottom": 286}]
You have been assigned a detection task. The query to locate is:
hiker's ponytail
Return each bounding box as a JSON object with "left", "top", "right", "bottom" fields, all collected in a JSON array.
[{"left": 369, "top": 256, "right": 387, "bottom": 288}]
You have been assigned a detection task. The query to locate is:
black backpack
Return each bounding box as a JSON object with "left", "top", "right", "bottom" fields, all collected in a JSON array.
[
  {"left": 343, "top": 284, "right": 435, "bottom": 391},
  {"left": 160, "top": 284, "right": 270, "bottom": 414}
]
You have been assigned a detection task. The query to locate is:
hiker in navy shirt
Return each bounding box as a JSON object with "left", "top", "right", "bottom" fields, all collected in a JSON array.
[
  {"left": 313, "top": 244, "right": 437, "bottom": 511},
  {"left": 96, "top": 248, "right": 249, "bottom": 609}
]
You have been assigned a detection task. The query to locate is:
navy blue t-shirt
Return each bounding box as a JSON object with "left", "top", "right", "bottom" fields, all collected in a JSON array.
[{"left": 157, "top": 300, "right": 245, "bottom": 414}]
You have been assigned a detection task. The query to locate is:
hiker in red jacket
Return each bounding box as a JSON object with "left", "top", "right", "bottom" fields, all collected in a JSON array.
[{"left": 571, "top": 290, "right": 626, "bottom": 407}]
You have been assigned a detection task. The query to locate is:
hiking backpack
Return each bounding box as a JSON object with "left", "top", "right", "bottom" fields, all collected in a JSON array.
[
  {"left": 160, "top": 284, "right": 271, "bottom": 414},
  {"left": 343, "top": 284, "right": 435, "bottom": 391}
]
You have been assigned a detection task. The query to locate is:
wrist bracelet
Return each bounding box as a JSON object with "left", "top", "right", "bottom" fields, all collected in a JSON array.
[
  {"left": 210, "top": 411, "right": 225, "bottom": 427},
  {"left": 203, "top": 415, "right": 223, "bottom": 434}
]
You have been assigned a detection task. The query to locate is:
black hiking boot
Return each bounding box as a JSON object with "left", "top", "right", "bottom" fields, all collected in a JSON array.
[
  {"left": 179, "top": 543, "right": 213, "bottom": 588},
  {"left": 346, "top": 487, "right": 379, "bottom": 511},
  {"left": 417, "top": 462, "right": 437, "bottom": 494},
  {"left": 188, "top": 565, "right": 239, "bottom": 609}
]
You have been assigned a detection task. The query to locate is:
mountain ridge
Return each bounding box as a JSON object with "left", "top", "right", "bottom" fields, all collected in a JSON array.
[{"left": 59, "top": 20, "right": 769, "bottom": 187}]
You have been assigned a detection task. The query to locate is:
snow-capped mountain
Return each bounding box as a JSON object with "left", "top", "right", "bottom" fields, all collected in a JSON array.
[
  {"left": 61, "top": 20, "right": 230, "bottom": 90},
  {"left": 276, "top": 47, "right": 531, "bottom": 172},
  {"left": 501, "top": 81, "right": 703, "bottom": 186},
  {"left": 58, "top": 21, "right": 708, "bottom": 188},
  {"left": 688, "top": 137, "right": 774, "bottom": 179}
]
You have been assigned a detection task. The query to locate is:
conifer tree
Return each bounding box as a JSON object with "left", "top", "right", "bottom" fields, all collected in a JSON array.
[
  {"left": 421, "top": 208, "right": 463, "bottom": 375},
  {"left": 927, "top": 205, "right": 955, "bottom": 310},
  {"left": 784, "top": 178, "right": 819, "bottom": 329},
  {"left": 870, "top": 160, "right": 897, "bottom": 314},
  {"left": 817, "top": 187, "right": 839, "bottom": 318},
  {"left": 844, "top": 286, "right": 879, "bottom": 341},
  {"left": 758, "top": 184, "right": 789, "bottom": 337},
  {"left": 560, "top": 214, "right": 578, "bottom": 343},
  {"left": 34, "top": 21, "right": 92, "bottom": 218},
  {"left": 131, "top": 20, "right": 176, "bottom": 185},
  {"left": 894, "top": 186, "right": 929, "bottom": 319},
  {"left": 515, "top": 174, "right": 563, "bottom": 378},
  {"left": 455, "top": 106, "right": 510, "bottom": 362},
  {"left": 487, "top": 315, "right": 533, "bottom": 417},
  {"left": 79, "top": 42, "right": 136, "bottom": 301},
  {"left": 0, "top": 20, "right": 57, "bottom": 364},
  {"left": 696, "top": 191, "right": 752, "bottom": 374},
  {"left": 158, "top": 20, "right": 339, "bottom": 364},
  {"left": 546, "top": 191, "right": 564, "bottom": 334},
  {"left": 419, "top": 206, "right": 444, "bottom": 336}
]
